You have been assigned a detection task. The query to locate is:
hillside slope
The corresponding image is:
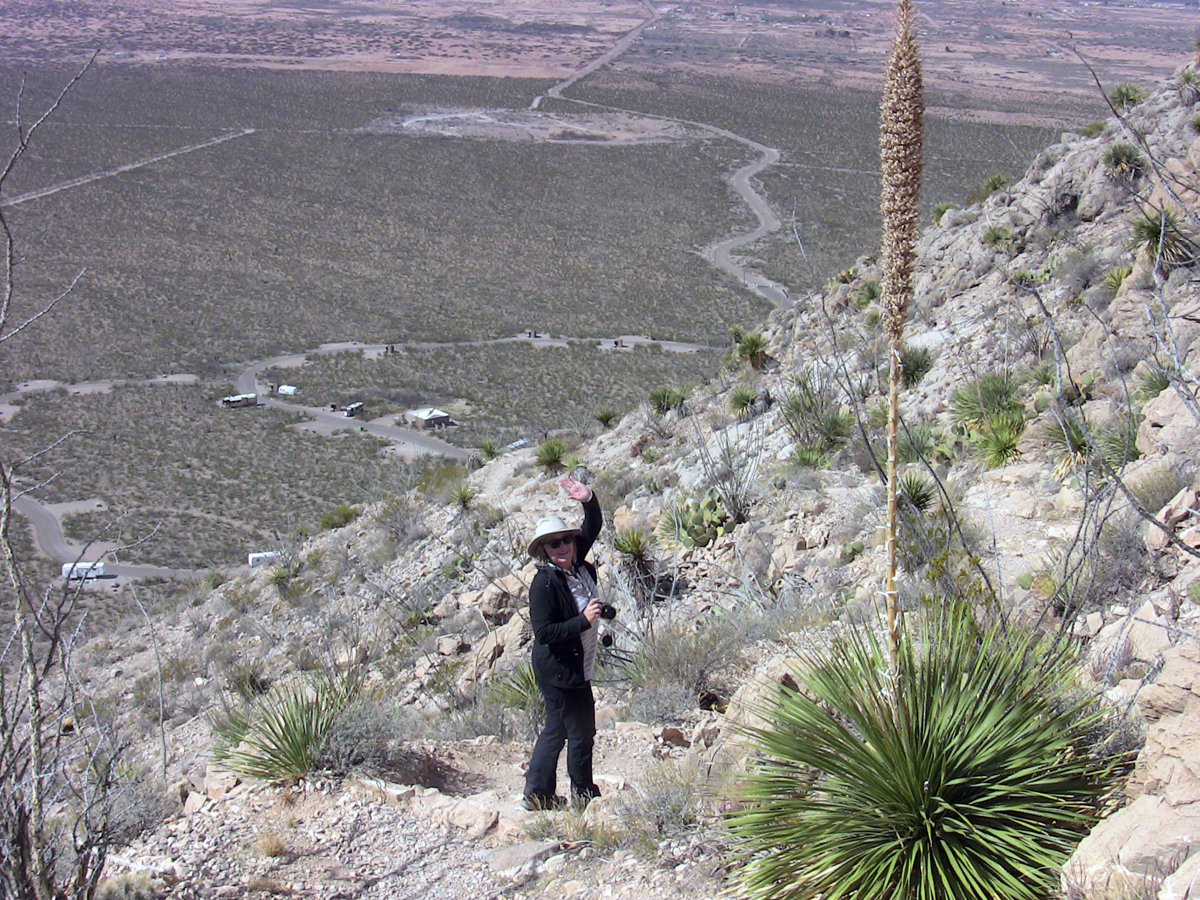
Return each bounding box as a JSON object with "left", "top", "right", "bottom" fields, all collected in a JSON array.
[{"left": 87, "top": 59, "right": 1200, "bottom": 899}]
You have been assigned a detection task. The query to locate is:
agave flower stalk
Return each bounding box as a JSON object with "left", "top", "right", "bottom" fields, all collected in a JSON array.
[{"left": 880, "top": 0, "right": 924, "bottom": 664}]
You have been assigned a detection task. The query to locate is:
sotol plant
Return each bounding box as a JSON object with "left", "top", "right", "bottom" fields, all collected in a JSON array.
[{"left": 729, "top": 617, "right": 1117, "bottom": 900}]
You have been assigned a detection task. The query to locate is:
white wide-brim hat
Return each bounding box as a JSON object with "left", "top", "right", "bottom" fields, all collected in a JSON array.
[{"left": 528, "top": 515, "right": 581, "bottom": 557}]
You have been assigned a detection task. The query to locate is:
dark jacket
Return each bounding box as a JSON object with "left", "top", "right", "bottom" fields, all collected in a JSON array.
[{"left": 529, "top": 491, "right": 603, "bottom": 689}]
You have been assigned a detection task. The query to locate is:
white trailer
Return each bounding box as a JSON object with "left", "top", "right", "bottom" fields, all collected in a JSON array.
[
  {"left": 248, "top": 550, "right": 282, "bottom": 568},
  {"left": 62, "top": 561, "right": 105, "bottom": 580}
]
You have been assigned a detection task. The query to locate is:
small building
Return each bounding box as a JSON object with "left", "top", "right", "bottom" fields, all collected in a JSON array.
[{"left": 404, "top": 407, "right": 452, "bottom": 429}]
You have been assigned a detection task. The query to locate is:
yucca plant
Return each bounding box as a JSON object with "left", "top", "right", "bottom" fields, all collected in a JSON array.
[
  {"left": 952, "top": 371, "right": 1022, "bottom": 430},
  {"left": 729, "top": 383, "right": 758, "bottom": 417},
  {"left": 897, "top": 421, "right": 943, "bottom": 464},
  {"left": 981, "top": 223, "right": 1011, "bottom": 248},
  {"left": 1178, "top": 67, "right": 1200, "bottom": 104},
  {"left": 973, "top": 409, "right": 1027, "bottom": 468},
  {"left": 854, "top": 278, "right": 882, "bottom": 308},
  {"left": 648, "top": 384, "right": 689, "bottom": 417},
  {"left": 213, "top": 674, "right": 355, "bottom": 783},
  {"left": 1192, "top": 112, "right": 1200, "bottom": 134},
  {"left": 1130, "top": 208, "right": 1194, "bottom": 272},
  {"left": 484, "top": 663, "right": 544, "bottom": 740},
  {"left": 967, "top": 172, "right": 1008, "bottom": 205},
  {"left": 478, "top": 438, "right": 502, "bottom": 460},
  {"left": 930, "top": 201, "right": 953, "bottom": 224},
  {"left": 897, "top": 470, "right": 937, "bottom": 512},
  {"left": 729, "top": 617, "right": 1117, "bottom": 900},
  {"left": 450, "top": 480, "right": 477, "bottom": 511},
  {"left": 899, "top": 344, "right": 933, "bottom": 387},
  {"left": 736, "top": 332, "right": 769, "bottom": 370},
  {"left": 1101, "top": 142, "right": 1145, "bottom": 181},
  {"left": 1136, "top": 365, "right": 1172, "bottom": 401},
  {"left": 613, "top": 526, "right": 657, "bottom": 608},
  {"left": 1043, "top": 410, "right": 1090, "bottom": 478},
  {"left": 534, "top": 436, "right": 568, "bottom": 471},
  {"left": 594, "top": 404, "right": 618, "bottom": 428},
  {"left": 1108, "top": 81, "right": 1146, "bottom": 110},
  {"left": 1101, "top": 264, "right": 1133, "bottom": 291}
]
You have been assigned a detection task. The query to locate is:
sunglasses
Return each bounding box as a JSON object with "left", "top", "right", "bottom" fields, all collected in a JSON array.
[{"left": 544, "top": 536, "right": 574, "bottom": 550}]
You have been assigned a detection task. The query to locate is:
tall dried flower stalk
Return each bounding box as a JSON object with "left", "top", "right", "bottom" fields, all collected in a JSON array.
[{"left": 880, "top": 0, "right": 924, "bottom": 666}]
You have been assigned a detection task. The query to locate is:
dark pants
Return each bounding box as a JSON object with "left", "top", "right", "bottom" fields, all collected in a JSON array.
[{"left": 525, "top": 681, "right": 599, "bottom": 801}]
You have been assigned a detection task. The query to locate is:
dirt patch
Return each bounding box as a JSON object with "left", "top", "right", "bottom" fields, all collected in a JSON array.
[{"left": 363, "top": 108, "right": 712, "bottom": 144}]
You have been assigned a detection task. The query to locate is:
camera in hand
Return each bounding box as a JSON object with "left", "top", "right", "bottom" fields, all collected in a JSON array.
[{"left": 599, "top": 603, "right": 617, "bottom": 620}]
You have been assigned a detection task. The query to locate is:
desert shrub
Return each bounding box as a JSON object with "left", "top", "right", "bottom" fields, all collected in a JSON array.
[
  {"left": 450, "top": 480, "right": 478, "bottom": 511},
  {"left": 1080, "top": 121, "right": 1105, "bottom": 137},
  {"left": 899, "top": 345, "right": 933, "bottom": 388},
  {"left": 1043, "top": 410, "right": 1139, "bottom": 479},
  {"left": 930, "top": 201, "right": 953, "bottom": 224},
  {"left": 478, "top": 439, "right": 502, "bottom": 460},
  {"left": 1130, "top": 209, "right": 1194, "bottom": 270},
  {"left": 656, "top": 490, "right": 731, "bottom": 550},
  {"left": 534, "top": 437, "right": 567, "bottom": 471},
  {"left": 615, "top": 758, "right": 702, "bottom": 853},
  {"left": 728, "top": 617, "right": 1118, "bottom": 900},
  {"left": 729, "top": 383, "right": 758, "bottom": 417},
  {"left": 981, "top": 223, "right": 1012, "bottom": 247},
  {"left": 212, "top": 672, "right": 358, "bottom": 783},
  {"left": 736, "top": 332, "right": 770, "bottom": 370},
  {"left": 968, "top": 172, "right": 1009, "bottom": 205},
  {"left": 854, "top": 278, "right": 882, "bottom": 308},
  {"left": 897, "top": 422, "right": 945, "bottom": 465},
  {"left": 320, "top": 504, "right": 360, "bottom": 530},
  {"left": 594, "top": 404, "right": 618, "bottom": 428},
  {"left": 1102, "top": 142, "right": 1145, "bottom": 181},
  {"left": 1102, "top": 265, "right": 1132, "bottom": 291},
  {"left": 1183, "top": 68, "right": 1200, "bottom": 104},
  {"left": 623, "top": 615, "right": 746, "bottom": 722},
  {"left": 898, "top": 470, "right": 938, "bottom": 513},
  {"left": 613, "top": 526, "right": 659, "bottom": 609},
  {"left": 1191, "top": 112, "right": 1200, "bottom": 134},
  {"left": 972, "top": 409, "right": 1027, "bottom": 468},
  {"left": 225, "top": 659, "right": 273, "bottom": 701},
  {"left": 481, "top": 663, "right": 545, "bottom": 742},
  {"left": 1108, "top": 81, "right": 1146, "bottom": 110},
  {"left": 781, "top": 369, "right": 853, "bottom": 454},
  {"left": 649, "top": 384, "right": 690, "bottom": 417},
  {"left": 1136, "top": 365, "right": 1172, "bottom": 402},
  {"left": 952, "top": 371, "right": 1022, "bottom": 430}
]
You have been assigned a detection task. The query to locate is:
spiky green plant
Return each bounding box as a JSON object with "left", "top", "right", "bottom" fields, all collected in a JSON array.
[
  {"left": 1080, "top": 121, "right": 1105, "bottom": 138},
  {"left": 213, "top": 675, "right": 355, "bottom": 783},
  {"left": 952, "top": 372, "right": 1021, "bottom": 430},
  {"left": 899, "top": 345, "right": 933, "bottom": 387},
  {"left": 1108, "top": 81, "right": 1146, "bottom": 110},
  {"left": 450, "top": 480, "right": 477, "bottom": 511},
  {"left": 981, "top": 223, "right": 1011, "bottom": 248},
  {"left": 897, "top": 470, "right": 937, "bottom": 512},
  {"left": 1101, "top": 265, "right": 1133, "bottom": 290},
  {"left": 613, "top": 525, "right": 655, "bottom": 562},
  {"left": 1191, "top": 112, "right": 1200, "bottom": 134},
  {"left": 1178, "top": 68, "right": 1200, "bottom": 104},
  {"left": 1043, "top": 411, "right": 1089, "bottom": 478},
  {"left": 534, "top": 437, "right": 567, "bottom": 471},
  {"left": 1136, "top": 365, "right": 1172, "bottom": 401},
  {"left": 736, "top": 332, "right": 769, "bottom": 370},
  {"left": 1130, "top": 209, "right": 1194, "bottom": 271},
  {"left": 648, "top": 384, "right": 690, "bottom": 417},
  {"left": 1101, "top": 142, "right": 1145, "bottom": 181},
  {"left": 478, "top": 438, "right": 502, "bottom": 461},
  {"left": 968, "top": 172, "right": 1009, "bottom": 205},
  {"left": 729, "top": 383, "right": 758, "bottom": 417},
  {"left": 973, "top": 409, "right": 1027, "bottom": 468},
  {"left": 594, "top": 404, "right": 618, "bottom": 428},
  {"left": 728, "top": 617, "right": 1117, "bottom": 900},
  {"left": 930, "top": 201, "right": 953, "bottom": 224},
  {"left": 897, "top": 422, "right": 942, "bottom": 464},
  {"left": 320, "top": 504, "right": 359, "bottom": 530},
  {"left": 855, "top": 278, "right": 882, "bottom": 308}
]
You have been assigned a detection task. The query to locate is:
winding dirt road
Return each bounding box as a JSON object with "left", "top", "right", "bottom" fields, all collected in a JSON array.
[{"left": 8, "top": 1, "right": 788, "bottom": 577}]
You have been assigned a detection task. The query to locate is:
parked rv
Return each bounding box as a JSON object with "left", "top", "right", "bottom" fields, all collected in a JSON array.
[
  {"left": 344, "top": 402, "right": 364, "bottom": 418},
  {"left": 62, "top": 561, "right": 105, "bottom": 580},
  {"left": 248, "top": 550, "right": 282, "bottom": 568},
  {"left": 221, "top": 393, "right": 257, "bottom": 408}
]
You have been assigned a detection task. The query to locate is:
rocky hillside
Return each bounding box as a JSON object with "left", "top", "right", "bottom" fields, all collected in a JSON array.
[{"left": 89, "top": 60, "right": 1200, "bottom": 899}]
